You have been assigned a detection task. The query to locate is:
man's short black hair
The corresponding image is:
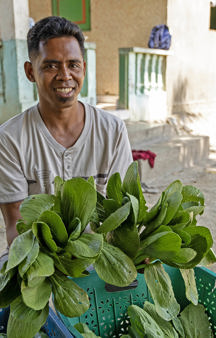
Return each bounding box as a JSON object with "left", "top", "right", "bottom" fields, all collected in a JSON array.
[{"left": 27, "top": 16, "right": 85, "bottom": 58}]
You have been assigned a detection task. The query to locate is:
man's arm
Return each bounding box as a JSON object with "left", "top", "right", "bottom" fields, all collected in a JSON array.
[{"left": 0, "top": 201, "right": 23, "bottom": 245}]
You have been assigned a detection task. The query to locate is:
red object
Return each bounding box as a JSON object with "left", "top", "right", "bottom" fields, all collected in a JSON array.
[{"left": 132, "top": 150, "right": 157, "bottom": 168}]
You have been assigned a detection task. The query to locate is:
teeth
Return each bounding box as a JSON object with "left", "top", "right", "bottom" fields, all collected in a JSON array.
[{"left": 56, "top": 88, "right": 72, "bottom": 93}]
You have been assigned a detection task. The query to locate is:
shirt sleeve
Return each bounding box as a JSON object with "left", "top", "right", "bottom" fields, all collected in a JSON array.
[
  {"left": 108, "top": 121, "right": 133, "bottom": 181},
  {"left": 0, "top": 135, "right": 28, "bottom": 203}
]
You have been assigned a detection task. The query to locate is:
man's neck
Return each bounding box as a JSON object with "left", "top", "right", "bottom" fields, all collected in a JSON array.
[
  {"left": 38, "top": 101, "right": 85, "bottom": 148},
  {"left": 38, "top": 100, "right": 83, "bottom": 125}
]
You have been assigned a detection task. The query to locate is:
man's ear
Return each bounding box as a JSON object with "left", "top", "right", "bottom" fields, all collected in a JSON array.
[
  {"left": 24, "top": 61, "right": 35, "bottom": 82},
  {"left": 83, "top": 60, "right": 86, "bottom": 77}
]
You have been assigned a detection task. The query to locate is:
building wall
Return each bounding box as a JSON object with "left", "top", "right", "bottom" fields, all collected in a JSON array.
[
  {"left": 28, "top": 0, "right": 167, "bottom": 97},
  {"left": 28, "top": 0, "right": 216, "bottom": 116},
  {"left": 28, "top": 0, "right": 52, "bottom": 22},
  {"left": 86, "top": 0, "right": 167, "bottom": 96},
  {"left": 166, "top": 0, "right": 216, "bottom": 115}
]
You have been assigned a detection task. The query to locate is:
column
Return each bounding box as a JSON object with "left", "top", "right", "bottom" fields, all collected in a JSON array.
[
  {"left": 157, "top": 55, "right": 165, "bottom": 91},
  {"left": 136, "top": 53, "right": 143, "bottom": 95},
  {"left": 150, "top": 54, "right": 157, "bottom": 90},
  {"left": 143, "top": 53, "right": 151, "bottom": 93},
  {"left": 79, "top": 42, "right": 96, "bottom": 105},
  {"left": 0, "top": 0, "right": 36, "bottom": 123}
]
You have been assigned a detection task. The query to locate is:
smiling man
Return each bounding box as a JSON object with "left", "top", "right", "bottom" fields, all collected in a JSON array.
[{"left": 0, "top": 16, "right": 133, "bottom": 246}]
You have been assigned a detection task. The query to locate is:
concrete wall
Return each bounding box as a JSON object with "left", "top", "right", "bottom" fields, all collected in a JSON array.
[{"left": 166, "top": 0, "right": 216, "bottom": 115}]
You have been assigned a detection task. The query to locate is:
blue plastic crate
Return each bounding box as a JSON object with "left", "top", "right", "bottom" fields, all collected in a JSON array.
[{"left": 0, "top": 306, "right": 77, "bottom": 337}]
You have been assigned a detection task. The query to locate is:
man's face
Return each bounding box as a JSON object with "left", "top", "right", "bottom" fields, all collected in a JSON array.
[{"left": 28, "top": 36, "right": 86, "bottom": 112}]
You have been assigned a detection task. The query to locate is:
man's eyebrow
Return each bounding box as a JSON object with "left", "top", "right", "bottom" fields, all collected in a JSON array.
[
  {"left": 42, "top": 59, "right": 82, "bottom": 64},
  {"left": 43, "top": 59, "right": 60, "bottom": 64}
]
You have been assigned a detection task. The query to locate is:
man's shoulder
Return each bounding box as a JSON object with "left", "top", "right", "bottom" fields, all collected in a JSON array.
[
  {"left": 86, "top": 102, "right": 125, "bottom": 130},
  {"left": 0, "top": 105, "right": 37, "bottom": 139}
]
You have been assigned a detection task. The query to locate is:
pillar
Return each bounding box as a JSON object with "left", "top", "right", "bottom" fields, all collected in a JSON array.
[{"left": 0, "top": 0, "right": 36, "bottom": 123}]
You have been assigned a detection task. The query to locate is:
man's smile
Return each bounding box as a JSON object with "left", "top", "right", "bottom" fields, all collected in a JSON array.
[
  {"left": 55, "top": 87, "right": 75, "bottom": 97},
  {"left": 56, "top": 87, "right": 73, "bottom": 93}
]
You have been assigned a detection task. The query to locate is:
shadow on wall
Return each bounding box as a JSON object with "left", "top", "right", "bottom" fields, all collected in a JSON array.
[{"left": 171, "top": 76, "right": 189, "bottom": 114}]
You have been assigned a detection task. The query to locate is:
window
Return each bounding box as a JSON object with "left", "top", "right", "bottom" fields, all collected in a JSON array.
[
  {"left": 210, "top": 1, "right": 216, "bottom": 30},
  {"left": 52, "top": 0, "right": 91, "bottom": 31}
]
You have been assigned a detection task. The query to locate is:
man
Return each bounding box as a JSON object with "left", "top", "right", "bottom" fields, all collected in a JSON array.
[{"left": 0, "top": 16, "right": 133, "bottom": 247}]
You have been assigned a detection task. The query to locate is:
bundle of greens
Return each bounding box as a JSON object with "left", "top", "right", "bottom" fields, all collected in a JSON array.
[
  {"left": 73, "top": 301, "right": 214, "bottom": 338},
  {"left": 91, "top": 161, "right": 216, "bottom": 320},
  {"left": 123, "top": 301, "right": 213, "bottom": 338},
  {"left": 0, "top": 161, "right": 215, "bottom": 337},
  {"left": 0, "top": 177, "right": 136, "bottom": 338},
  {"left": 92, "top": 161, "right": 215, "bottom": 269}
]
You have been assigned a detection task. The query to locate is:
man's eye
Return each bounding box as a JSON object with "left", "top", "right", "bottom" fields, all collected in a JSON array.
[
  {"left": 70, "top": 63, "right": 79, "bottom": 69},
  {"left": 45, "top": 64, "right": 57, "bottom": 69}
]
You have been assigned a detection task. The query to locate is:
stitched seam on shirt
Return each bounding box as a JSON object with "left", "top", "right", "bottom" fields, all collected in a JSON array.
[{"left": 0, "top": 192, "right": 28, "bottom": 204}]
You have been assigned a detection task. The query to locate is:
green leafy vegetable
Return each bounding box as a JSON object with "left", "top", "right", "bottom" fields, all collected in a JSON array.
[
  {"left": 32, "top": 221, "right": 58, "bottom": 252},
  {"left": 107, "top": 221, "right": 140, "bottom": 258},
  {"left": 0, "top": 273, "right": 20, "bottom": 308},
  {"left": 180, "top": 269, "right": 198, "bottom": 305},
  {"left": 126, "top": 301, "right": 213, "bottom": 338},
  {"left": 106, "top": 172, "right": 123, "bottom": 206},
  {"left": 51, "top": 272, "right": 89, "bottom": 317},
  {"left": 18, "top": 238, "right": 40, "bottom": 278},
  {"left": 94, "top": 242, "right": 137, "bottom": 287},
  {"left": 97, "top": 201, "right": 131, "bottom": 233},
  {"left": 7, "top": 297, "right": 49, "bottom": 338},
  {"left": 127, "top": 304, "right": 165, "bottom": 337},
  {"left": 25, "top": 251, "right": 54, "bottom": 282},
  {"left": 20, "top": 195, "right": 56, "bottom": 226},
  {"left": 1, "top": 162, "right": 215, "bottom": 337},
  {"left": 179, "top": 303, "right": 213, "bottom": 338},
  {"left": 68, "top": 217, "right": 82, "bottom": 238},
  {"left": 66, "top": 233, "right": 103, "bottom": 258},
  {"left": 21, "top": 278, "right": 51, "bottom": 310},
  {"left": 74, "top": 323, "right": 100, "bottom": 337},
  {"left": 61, "top": 178, "right": 97, "bottom": 231},
  {"left": 122, "top": 162, "right": 147, "bottom": 223},
  {"left": 6, "top": 230, "right": 35, "bottom": 272},
  {"left": 143, "top": 301, "right": 179, "bottom": 337},
  {"left": 38, "top": 210, "right": 68, "bottom": 246},
  {"left": 144, "top": 262, "right": 180, "bottom": 320}
]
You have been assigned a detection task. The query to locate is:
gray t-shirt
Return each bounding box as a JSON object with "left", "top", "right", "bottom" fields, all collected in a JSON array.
[{"left": 0, "top": 102, "right": 133, "bottom": 203}]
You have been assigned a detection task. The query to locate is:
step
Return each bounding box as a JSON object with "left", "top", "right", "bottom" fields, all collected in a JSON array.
[
  {"left": 136, "top": 135, "right": 209, "bottom": 185},
  {"left": 126, "top": 121, "right": 178, "bottom": 147}
]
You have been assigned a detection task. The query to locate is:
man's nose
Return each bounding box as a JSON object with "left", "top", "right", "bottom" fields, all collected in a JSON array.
[{"left": 56, "top": 65, "right": 72, "bottom": 81}]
